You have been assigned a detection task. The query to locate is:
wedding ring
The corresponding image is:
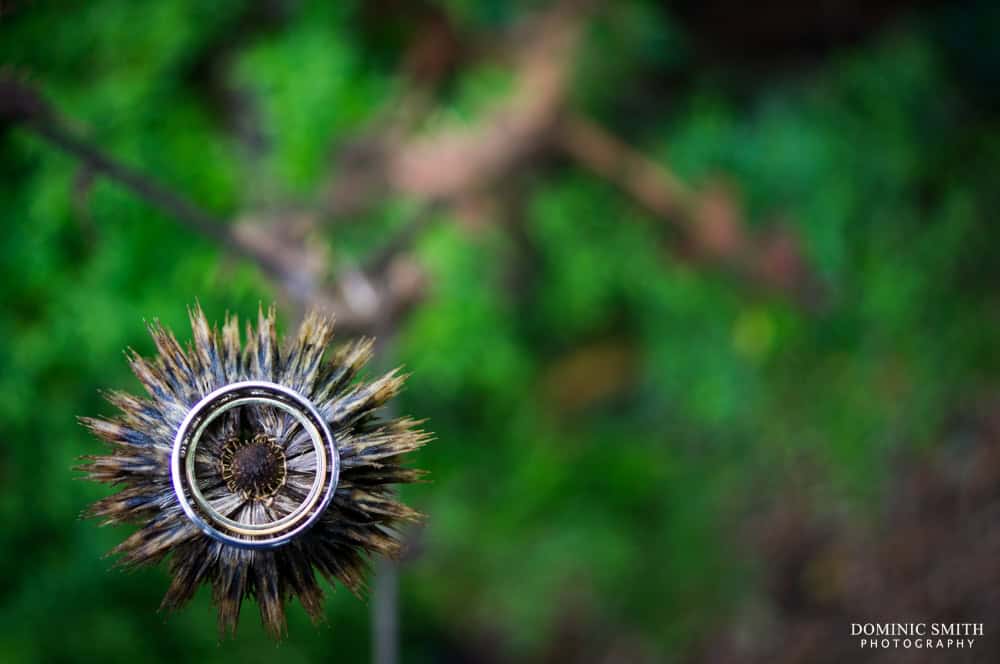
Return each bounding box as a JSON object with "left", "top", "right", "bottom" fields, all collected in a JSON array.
[{"left": 171, "top": 380, "right": 339, "bottom": 549}]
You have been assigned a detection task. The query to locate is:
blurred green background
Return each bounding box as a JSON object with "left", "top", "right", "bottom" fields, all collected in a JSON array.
[{"left": 2, "top": 1, "right": 999, "bottom": 662}]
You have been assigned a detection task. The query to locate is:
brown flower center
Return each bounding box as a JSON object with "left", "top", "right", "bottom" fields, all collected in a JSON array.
[{"left": 220, "top": 434, "right": 287, "bottom": 500}]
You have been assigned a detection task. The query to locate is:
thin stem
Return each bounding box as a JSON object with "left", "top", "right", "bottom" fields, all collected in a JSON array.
[
  {"left": 372, "top": 557, "right": 400, "bottom": 664},
  {"left": 370, "top": 326, "right": 401, "bottom": 664}
]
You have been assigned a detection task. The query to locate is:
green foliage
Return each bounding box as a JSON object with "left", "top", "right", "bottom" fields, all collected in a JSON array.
[
  {"left": 235, "top": 3, "right": 385, "bottom": 192},
  {"left": 2, "top": 1, "right": 999, "bottom": 661}
]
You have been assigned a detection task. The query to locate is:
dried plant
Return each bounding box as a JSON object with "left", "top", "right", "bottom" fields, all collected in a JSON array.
[{"left": 78, "top": 304, "right": 429, "bottom": 638}]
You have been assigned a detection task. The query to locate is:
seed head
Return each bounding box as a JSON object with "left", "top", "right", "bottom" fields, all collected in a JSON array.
[{"left": 78, "top": 304, "right": 430, "bottom": 638}]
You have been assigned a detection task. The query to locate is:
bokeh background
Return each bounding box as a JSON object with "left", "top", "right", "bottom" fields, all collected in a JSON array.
[{"left": 2, "top": 0, "right": 1000, "bottom": 662}]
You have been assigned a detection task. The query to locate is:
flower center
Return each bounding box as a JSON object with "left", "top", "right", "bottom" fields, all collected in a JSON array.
[{"left": 220, "top": 434, "right": 287, "bottom": 500}]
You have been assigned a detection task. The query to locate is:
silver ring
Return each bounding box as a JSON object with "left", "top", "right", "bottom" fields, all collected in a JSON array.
[{"left": 171, "top": 380, "right": 340, "bottom": 549}]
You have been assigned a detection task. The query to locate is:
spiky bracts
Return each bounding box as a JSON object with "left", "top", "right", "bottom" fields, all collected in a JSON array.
[{"left": 79, "top": 305, "right": 429, "bottom": 638}]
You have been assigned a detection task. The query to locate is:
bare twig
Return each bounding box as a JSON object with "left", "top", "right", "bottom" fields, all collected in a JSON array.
[
  {"left": 318, "top": 0, "right": 823, "bottom": 307},
  {"left": 323, "top": 0, "right": 589, "bottom": 218},
  {"left": 29, "top": 118, "right": 284, "bottom": 269},
  {"left": 557, "top": 114, "right": 695, "bottom": 223},
  {"left": 3, "top": 75, "right": 426, "bottom": 334},
  {"left": 385, "top": 3, "right": 580, "bottom": 200},
  {"left": 556, "top": 114, "right": 826, "bottom": 307}
]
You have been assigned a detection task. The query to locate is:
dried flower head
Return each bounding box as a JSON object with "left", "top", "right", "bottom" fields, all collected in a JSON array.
[{"left": 79, "top": 304, "right": 429, "bottom": 638}]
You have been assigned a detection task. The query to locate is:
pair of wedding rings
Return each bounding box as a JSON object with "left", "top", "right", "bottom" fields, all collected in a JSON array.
[{"left": 170, "top": 381, "right": 339, "bottom": 550}]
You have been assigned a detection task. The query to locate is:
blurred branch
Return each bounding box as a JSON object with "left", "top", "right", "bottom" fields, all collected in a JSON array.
[
  {"left": 320, "top": 0, "right": 824, "bottom": 308},
  {"left": 1, "top": 75, "right": 422, "bottom": 334},
  {"left": 557, "top": 114, "right": 826, "bottom": 308},
  {"left": 33, "top": 117, "right": 282, "bottom": 267},
  {"left": 323, "top": 0, "right": 588, "bottom": 218},
  {"left": 557, "top": 114, "right": 695, "bottom": 222},
  {"left": 387, "top": 4, "right": 581, "bottom": 200}
]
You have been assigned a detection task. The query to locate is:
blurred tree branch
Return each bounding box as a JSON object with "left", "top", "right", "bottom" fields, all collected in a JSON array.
[
  {"left": 1, "top": 75, "right": 423, "bottom": 335},
  {"left": 321, "top": 0, "right": 825, "bottom": 308},
  {"left": 556, "top": 115, "right": 826, "bottom": 308},
  {"left": 322, "top": 0, "right": 587, "bottom": 218}
]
